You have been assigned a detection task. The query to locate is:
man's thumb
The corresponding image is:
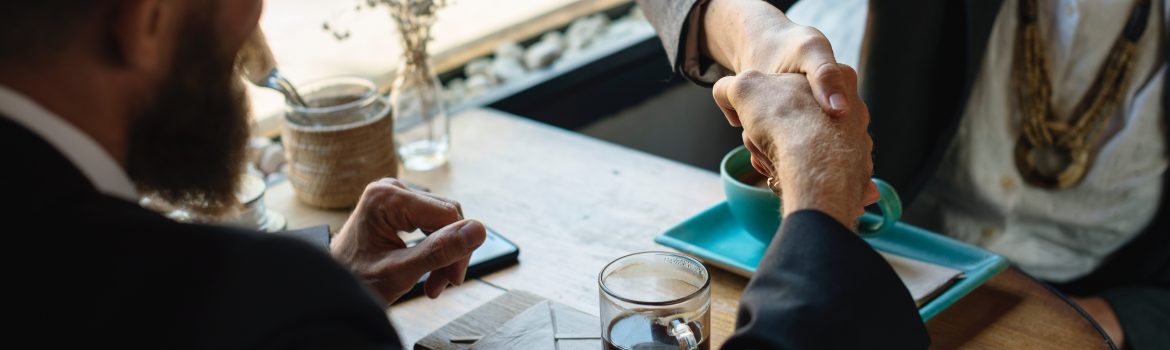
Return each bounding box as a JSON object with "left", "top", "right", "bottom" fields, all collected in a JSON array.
[{"left": 407, "top": 219, "right": 486, "bottom": 274}]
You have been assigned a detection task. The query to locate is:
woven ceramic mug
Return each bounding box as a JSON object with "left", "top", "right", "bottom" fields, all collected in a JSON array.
[{"left": 282, "top": 77, "right": 396, "bottom": 209}]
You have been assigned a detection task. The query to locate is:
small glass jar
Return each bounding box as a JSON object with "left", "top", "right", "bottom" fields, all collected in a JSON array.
[{"left": 286, "top": 77, "right": 388, "bottom": 127}]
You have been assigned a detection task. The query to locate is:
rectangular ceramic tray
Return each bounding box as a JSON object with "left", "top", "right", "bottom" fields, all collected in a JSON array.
[{"left": 655, "top": 202, "right": 1009, "bottom": 321}]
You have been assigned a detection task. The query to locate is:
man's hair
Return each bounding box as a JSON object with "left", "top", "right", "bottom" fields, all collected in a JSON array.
[{"left": 0, "top": 2, "right": 103, "bottom": 63}]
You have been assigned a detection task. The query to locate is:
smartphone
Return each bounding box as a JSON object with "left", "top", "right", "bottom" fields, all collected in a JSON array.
[{"left": 396, "top": 226, "right": 519, "bottom": 302}]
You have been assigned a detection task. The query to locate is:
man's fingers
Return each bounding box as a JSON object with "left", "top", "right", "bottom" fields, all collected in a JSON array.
[
  {"left": 856, "top": 181, "right": 881, "bottom": 217},
  {"left": 863, "top": 181, "right": 880, "bottom": 206},
  {"left": 447, "top": 254, "right": 471, "bottom": 286},
  {"left": 743, "top": 133, "right": 773, "bottom": 177},
  {"left": 423, "top": 269, "right": 449, "bottom": 299},
  {"left": 433, "top": 253, "right": 472, "bottom": 289},
  {"left": 416, "top": 191, "right": 464, "bottom": 222},
  {"left": 712, "top": 75, "right": 741, "bottom": 127},
  {"left": 398, "top": 192, "right": 462, "bottom": 233},
  {"left": 364, "top": 178, "right": 463, "bottom": 233},
  {"left": 400, "top": 219, "right": 486, "bottom": 280},
  {"left": 750, "top": 156, "right": 772, "bottom": 179},
  {"left": 423, "top": 222, "right": 480, "bottom": 298}
]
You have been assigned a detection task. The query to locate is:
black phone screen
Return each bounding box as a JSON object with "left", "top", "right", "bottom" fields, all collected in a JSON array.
[{"left": 396, "top": 226, "right": 519, "bottom": 301}]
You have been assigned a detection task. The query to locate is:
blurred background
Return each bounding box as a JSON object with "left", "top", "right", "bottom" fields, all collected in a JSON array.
[{"left": 251, "top": 0, "right": 866, "bottom": 172}]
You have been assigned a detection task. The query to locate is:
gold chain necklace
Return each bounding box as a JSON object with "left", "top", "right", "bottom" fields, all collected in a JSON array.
[{"left": 1012, "top": 0, "right": 1151, "bottom": 189}]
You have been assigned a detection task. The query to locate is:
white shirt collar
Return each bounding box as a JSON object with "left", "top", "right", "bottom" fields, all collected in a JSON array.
[{"left": 0, "top": 84, "right": 139, "bottom": 202}]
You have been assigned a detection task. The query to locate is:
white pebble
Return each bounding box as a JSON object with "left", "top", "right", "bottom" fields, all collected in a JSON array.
[
  {"left": 266, "top": 171, "right": 288, "bottom": 186},
  {"left": 566, "top": 14, "right": 610, "bottom": 51},
  {"left": 443, "top": 78, "right": 467, "bottom": 106},
  {"left": 492, "top": 56, "right": 528, "bottom": 83},
  {"left": 524, "top": 40, "right": 562, "bottom": 70},
  {"left": 464, "top": 58, "right": 496, "bottom": 83},
  {"left": 628, "top": 5, "right": 646, "bottom": 22},
  {"left": 258, "top": 144, "right": 286, "bottom": 175},
  {"left": 465, "top": 74, "right": 493, "bottom": 98},
  {"left": 540, "top": 31, "right": 566, "bottom": 51},
  {"left": 246, "top": 137, "right": 274, "bottom": 165},
  {"left": 494, "top": 41, "right": 525, "bottom": 60}
]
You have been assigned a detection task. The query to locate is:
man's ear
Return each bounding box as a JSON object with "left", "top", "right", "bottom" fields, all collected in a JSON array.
[{"left": 110, "top": 0, "right": 173, "bottom": 71}]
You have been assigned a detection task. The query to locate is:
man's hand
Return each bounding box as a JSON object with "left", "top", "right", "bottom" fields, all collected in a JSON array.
[
  {"left": 701, "top": 0, "right": 855, "bottom": 118},
  {"left": 330, "top": 178, "right": 487, "bottom": 305},
  {"left": 712, "top": 69, "right": 878, "bottom": 228}
]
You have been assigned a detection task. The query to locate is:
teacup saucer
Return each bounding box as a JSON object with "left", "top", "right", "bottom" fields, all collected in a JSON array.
[{"left": 655, "top": 202, "right": 1009, "bottom": 321}]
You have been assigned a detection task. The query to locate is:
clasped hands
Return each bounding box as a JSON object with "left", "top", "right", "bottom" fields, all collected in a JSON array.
[{"left": 703, "top": 0, "right": 879, "bottom": 228}]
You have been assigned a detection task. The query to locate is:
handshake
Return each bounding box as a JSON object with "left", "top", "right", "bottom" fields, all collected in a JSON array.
[{"left": 712, "top": 68, "right": 880, "bottom": 230}]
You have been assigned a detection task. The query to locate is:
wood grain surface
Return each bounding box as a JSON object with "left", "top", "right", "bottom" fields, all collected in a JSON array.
[{"left": 265, "top": 108, "right": 1112, "bottom": 349}]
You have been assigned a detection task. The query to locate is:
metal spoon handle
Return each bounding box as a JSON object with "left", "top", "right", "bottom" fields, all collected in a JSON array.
[
  {"left": 263, "top": 69, "right": 309, "bottom": 107},
  {"left": 238, "top": 28, "right": 308, "bottom": 107}
]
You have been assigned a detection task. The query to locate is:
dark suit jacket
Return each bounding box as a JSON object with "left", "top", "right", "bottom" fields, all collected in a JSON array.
[
  {"left": 637, "top": 0, "right": 1169, "bottom": 348},
  {"left": 6, "top": 115, "right": 925, "bottom": 349},
  {"left": 7, "top": 117, "right": 402, "bottom": 349}
]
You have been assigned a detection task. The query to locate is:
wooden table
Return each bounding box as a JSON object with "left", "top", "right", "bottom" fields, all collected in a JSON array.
[{"left": 266, "top": 108, "right": 1114, "bottom": 349}]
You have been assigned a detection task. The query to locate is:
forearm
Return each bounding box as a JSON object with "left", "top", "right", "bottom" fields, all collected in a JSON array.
[
  {"left": 700, "top": 0, "right": 798, "bottom": 73},
  {"left": 769, "top": 126, "right": 863, "bottom": 229},
  {"left": 725, "top": 210, "right": 929, "bottom": 349}
]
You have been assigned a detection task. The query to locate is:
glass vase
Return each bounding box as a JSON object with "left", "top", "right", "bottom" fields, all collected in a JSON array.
[{"left": 390, "top": 58, "right": 450, "bottom": 171}]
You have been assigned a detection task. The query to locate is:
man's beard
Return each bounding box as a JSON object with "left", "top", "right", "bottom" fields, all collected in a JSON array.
[{"left": 126, "top": 16, "right": 250, "bottom": 217}]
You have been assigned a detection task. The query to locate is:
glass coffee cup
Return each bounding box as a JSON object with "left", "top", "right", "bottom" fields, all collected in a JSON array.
[{"left": 599, "top": 252, "right": 711, "bottom": 350}]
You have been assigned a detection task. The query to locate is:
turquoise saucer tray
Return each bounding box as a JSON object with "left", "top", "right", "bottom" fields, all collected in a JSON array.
[{"left": 655, "top": 202, "right": 1009, "bottom": 321}]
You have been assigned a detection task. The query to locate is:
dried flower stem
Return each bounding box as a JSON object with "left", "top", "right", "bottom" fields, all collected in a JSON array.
[{"left": 325, "top": 0, "right": 448, "bottom": 72}]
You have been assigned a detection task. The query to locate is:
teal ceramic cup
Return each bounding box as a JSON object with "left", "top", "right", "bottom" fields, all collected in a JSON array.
[{"left": 720, "top": 146, "right": 902, "bottom": 243}]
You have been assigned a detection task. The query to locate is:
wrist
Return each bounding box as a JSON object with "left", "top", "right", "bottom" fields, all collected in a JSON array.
[
  {"left": 780, "top": 182, "right": 857, "bottom": 230},
  {"left": 771, "top": 143, "right": 860, "bottom": 230},
  {"left": 701, "top": 0, "right": 795, "bottom": 73},
  {"left": 732, "top": 23, "right": 791, "bottom": 73}
]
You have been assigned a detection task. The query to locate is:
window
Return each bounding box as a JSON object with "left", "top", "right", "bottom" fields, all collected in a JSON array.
[{"left": 249, "top": 0, "right": 630, "bottom": 136}]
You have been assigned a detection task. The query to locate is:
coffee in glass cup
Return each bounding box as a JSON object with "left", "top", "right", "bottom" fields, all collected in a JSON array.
[{"left": 599, "top": 252, "right": 711, "bottom": 350}]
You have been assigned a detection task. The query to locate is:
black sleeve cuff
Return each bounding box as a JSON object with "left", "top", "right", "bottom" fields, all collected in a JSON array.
[
  {"left": 1100, "top": 287, "right": 1170, "bottom": 349},
  {"left": 725, "top": 209, "right": 930, "bottom": 349}
]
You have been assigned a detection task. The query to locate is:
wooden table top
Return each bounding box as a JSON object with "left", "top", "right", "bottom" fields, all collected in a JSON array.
[{"left": 265, "top": 108, "right": 1113, "bottom": 349}]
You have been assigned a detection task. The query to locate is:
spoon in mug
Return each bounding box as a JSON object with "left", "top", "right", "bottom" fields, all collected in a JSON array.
[{"left": 238, "top": 28, "right": 309, "bottom": 107}]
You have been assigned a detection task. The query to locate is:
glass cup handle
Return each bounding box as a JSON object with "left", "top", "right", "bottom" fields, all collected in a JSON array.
[{"left": 669, "top": 319, "right": 699, "bottom": 350}]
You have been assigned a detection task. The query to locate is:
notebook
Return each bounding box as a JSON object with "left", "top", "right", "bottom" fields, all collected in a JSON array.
[
  {"left": 414, "top": 290, "right": 600, "bottom": 350},
  {"left": 881, "top": 252, "right": 965, "bottom": 307}
]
